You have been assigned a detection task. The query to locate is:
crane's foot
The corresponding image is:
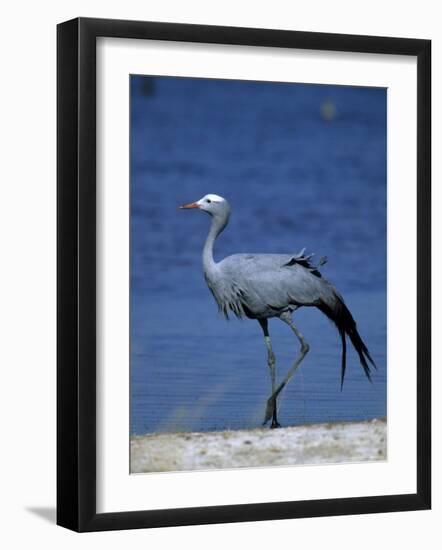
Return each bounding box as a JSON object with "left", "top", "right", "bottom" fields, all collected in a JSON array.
[
  {"left": 263, "top": 396, "right": 277, "bottom": 426},
  {"left": 270, "top": 420, "right": 281, "bottom": 429}
]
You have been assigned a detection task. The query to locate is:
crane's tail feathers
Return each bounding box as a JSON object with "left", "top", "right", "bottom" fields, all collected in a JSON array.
[
  {"left": 339, "top": 327, "right": 347, "bottom": 391},
  {"left": 318, "top": 296, "right": 376, "bottom": 388}
]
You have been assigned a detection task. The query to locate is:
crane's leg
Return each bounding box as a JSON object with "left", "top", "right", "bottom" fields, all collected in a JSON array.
[
  {"left": 258, "top": 319, "right": 280, "bottom": 428},
  {"left": 263, "top": 310, "right": 310, "bottom": 426}
]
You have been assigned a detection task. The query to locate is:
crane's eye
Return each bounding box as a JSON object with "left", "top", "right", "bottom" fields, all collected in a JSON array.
[{"left": 206, "top": 199, "right": 211, "bottom": 203}]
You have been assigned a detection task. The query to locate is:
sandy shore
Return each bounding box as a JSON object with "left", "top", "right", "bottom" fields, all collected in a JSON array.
[{"left": 131, "top": 418, "right": 386, "bottom": 473}]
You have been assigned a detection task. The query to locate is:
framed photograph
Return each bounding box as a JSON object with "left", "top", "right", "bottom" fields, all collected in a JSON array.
[{"left": 57, "top": 17, "right": 431, "bottom": 532}]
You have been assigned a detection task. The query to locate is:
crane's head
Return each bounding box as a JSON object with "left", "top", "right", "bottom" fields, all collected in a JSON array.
[{"left": 180, "top": 194, "right": 231, "bottom": 221}]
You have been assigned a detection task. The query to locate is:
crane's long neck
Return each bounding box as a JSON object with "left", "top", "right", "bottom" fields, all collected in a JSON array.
[{"left": 203, "top": 214, "right": 228, "bottom": 277}]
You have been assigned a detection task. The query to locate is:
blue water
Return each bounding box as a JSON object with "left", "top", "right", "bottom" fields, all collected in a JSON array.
[{"left": 130, "top": 76, "right": 387, "bottom": 435}]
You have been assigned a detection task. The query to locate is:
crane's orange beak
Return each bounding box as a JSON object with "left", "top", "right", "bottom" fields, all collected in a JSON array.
[{"left": 179, "top": 201, "right": 200, "bottom": 209}]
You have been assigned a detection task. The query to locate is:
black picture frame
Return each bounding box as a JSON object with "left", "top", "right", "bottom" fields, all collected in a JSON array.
[{"left": 57, "top": 17, "right": 431, "bottom": 532}]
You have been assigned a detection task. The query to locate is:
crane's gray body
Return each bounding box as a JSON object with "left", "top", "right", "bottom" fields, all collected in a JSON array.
[
  {"left": 207, "top": 252, "right": 338, "bottom": 320},
  {"left": 180, "top": 193, "right": 375, "bottom": 428}
]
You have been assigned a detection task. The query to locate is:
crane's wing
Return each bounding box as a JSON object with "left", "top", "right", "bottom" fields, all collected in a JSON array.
[
  {"left": 282, "top": 252, "right": 328, "bottom": 278},
  {"left": 241, "top": 263, "right": 329, "bottom": 313},
  {"left": 216, "top": 252, "right": 333, "bottom": 318}
]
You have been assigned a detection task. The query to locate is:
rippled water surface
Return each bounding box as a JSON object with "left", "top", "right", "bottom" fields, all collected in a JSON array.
[{"left": 130, "top": 76, "right": 387, "bottom": 435}]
